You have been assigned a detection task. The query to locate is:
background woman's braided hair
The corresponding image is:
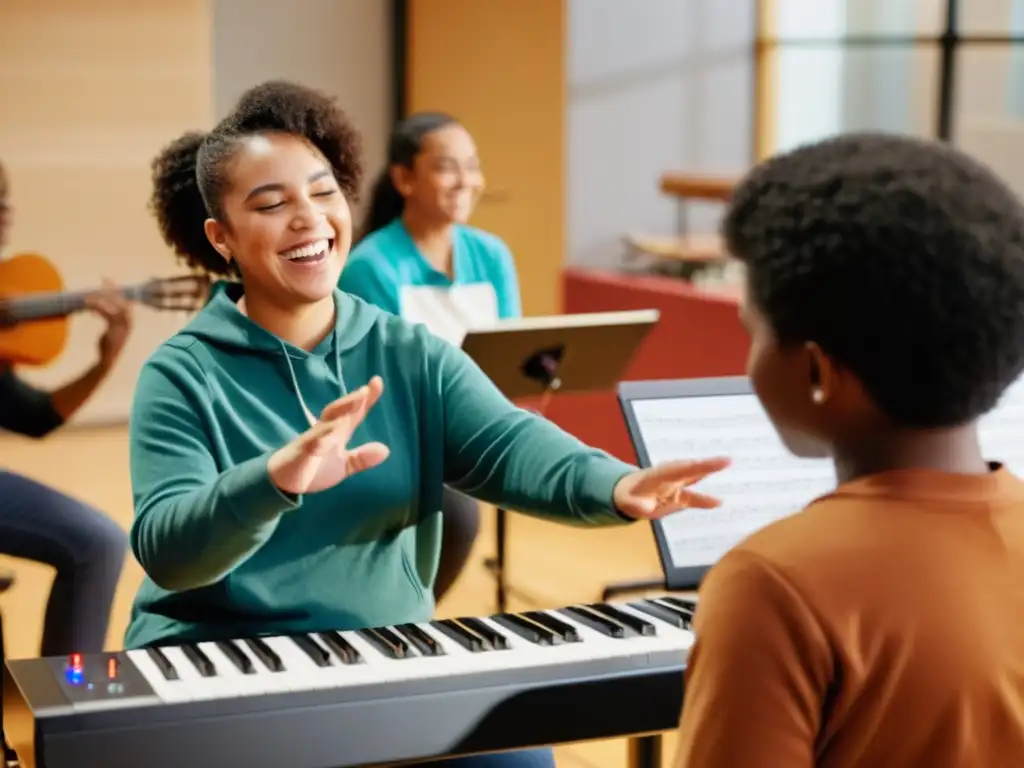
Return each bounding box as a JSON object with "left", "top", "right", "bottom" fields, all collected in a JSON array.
[{"left": 148, "top": 80, "right": 364, "bottom": 276}]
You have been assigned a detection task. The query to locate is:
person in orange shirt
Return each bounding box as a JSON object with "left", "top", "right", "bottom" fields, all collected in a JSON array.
[{"left": 674, "top": 133, "right": 1024, "bottom": 768}]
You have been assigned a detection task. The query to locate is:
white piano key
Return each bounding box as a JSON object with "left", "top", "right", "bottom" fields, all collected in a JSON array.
[
  {"left": 231, "top": 639, "right": 294, "bottom": 694},
  {"left": 196, "top": 642, "right": 267, "bottom": 698},
  {"left": 339, "top": 629, "right": 422, "bottom": 683},
  {"left": 259, "top": 636, "right": 330, "bottom": 691},
  {"left": 159, "top": 646, "right": 215, "bottom": 701},
  {"left": 125, "top": 649, "right": 192, "bottom": 704}
]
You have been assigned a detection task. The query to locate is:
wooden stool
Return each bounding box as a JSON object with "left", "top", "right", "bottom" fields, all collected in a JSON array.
[{"left": 1, "top": 569, "right": 17, "bottom": 767}]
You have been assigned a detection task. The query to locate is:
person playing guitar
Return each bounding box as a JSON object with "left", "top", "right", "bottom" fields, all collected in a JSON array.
[{"left": 0, "top": 159, "right": 129, "bottom": 658}]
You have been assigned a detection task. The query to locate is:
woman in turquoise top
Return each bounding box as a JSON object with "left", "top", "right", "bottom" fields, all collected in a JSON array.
[
  {"left": 129, "top": 80, "right": 728, "bottom": 768},
  {"left": 340, "top": 113, "right": 521, "bottom": 600}
]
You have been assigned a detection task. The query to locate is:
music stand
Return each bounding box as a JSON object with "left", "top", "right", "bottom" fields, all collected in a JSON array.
[{"left": 458, "top": 309, "right": 660, "bottom": 612}]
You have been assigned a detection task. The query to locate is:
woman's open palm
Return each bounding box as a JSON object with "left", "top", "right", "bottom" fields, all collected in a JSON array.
[{"left": 268, "top": 376, "right": 391, "bottom": 495}]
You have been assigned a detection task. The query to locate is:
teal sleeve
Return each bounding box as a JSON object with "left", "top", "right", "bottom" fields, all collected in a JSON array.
[
  {"left": 339, "top": 257, "right": 402, "bottom": 316},
  {"left": 491, "top": 240, "right": 522, "bottom": 319},
  {"left": 129, "top": 350, "right": 300, "bottom": 592},
  {"left": 434, "top": 334, "right": 635, "bottom": 525}
]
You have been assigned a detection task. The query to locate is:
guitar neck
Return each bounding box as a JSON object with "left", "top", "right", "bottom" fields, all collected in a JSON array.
[{"left": 0, "top": 285, "right": 146, "bottom": 324}]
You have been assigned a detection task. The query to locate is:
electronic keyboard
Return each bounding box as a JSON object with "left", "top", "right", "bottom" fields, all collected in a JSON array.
[{"left": 3, "top": 598, "right": 696, "bottom": 768}]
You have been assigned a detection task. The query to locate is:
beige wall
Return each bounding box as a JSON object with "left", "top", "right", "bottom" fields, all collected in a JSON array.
[
  {"left": 212, "top": 0, "right": 393, "bottom": 211},
  {"left": 407, "top": 0, "right": 566, "bottom": 316},
  {"left": 0, "top": 0, "right": 212, "bottom": 425}
]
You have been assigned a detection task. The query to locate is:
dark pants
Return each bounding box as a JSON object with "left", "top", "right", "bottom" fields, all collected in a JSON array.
[
  {"left": 435, "top": 487, "right": 481, "bottom": 602},
  {"left": 0, "top": 470, "right": 127, "bottom": 656}
]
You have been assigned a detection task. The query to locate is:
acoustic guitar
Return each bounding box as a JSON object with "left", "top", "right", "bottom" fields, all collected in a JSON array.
[{"left": 0, "top": 252, "right": 209, "bottom": 367}]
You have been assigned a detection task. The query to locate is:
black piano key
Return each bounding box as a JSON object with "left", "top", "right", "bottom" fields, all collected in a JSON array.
[
  {"left": 245, "top": 637, "right": 284, "bottom": 672},
  {"left": 317, "top": 631, "right": 362, "bottom": 664},
  {"left": 524, "top": 610, "right": 581, "bottom": 643},
  {"left": 395, "top": 624, "right": 444, "bottom": 656},
  {"left": 661, "top": 596, "right": 697, "bottom": 614},
  {"left": 587, "top": 603, "right": 656, "bottom": 636},
  {"left": 145, "top": 646, "right": 178, "bottom": 681},
  {"left": 431, "top": 619, "right": 485, "bottom": 652},
  {"left": 630, "top": 599, "right": 690, "bottom": 629},
  {"left": 216, "top": 640, "right": 255, "bottom": 675},
  {"left": 358, "top": 627, "right": 410, "bottom": 659},
  {"left": 181, "top": 642, "right": 216, "bottom": 677},
  {"left": 652, "top": 597, "right": 697, "bottom": 625},
  {"left": 459, "top": 617, "right": 509, "bottom": 650},
  {"left": 493, "top": 613, "right": 557, "bottom": 645},
  {"left": 289, "top": 634, "right": 332, "bottom": 667},
  {"left": 560, "top": 606, "right": 626, "bottom": 638}
]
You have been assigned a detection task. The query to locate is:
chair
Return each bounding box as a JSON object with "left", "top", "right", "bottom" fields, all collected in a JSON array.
[{"left": 0, "top": 569, "right": 18, "bottom": 767}]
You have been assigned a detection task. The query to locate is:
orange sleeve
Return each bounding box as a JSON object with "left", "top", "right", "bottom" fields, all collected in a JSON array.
[{"left": 673, "top": 549, "right": 833, "bottom": 768}]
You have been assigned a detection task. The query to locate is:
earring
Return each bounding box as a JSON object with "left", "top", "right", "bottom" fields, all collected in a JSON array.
[{"left": 811, "top": 387, "right": 825, "bottom": 404}]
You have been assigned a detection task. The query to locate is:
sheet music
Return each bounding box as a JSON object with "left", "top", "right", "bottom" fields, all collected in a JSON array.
[
  {"left": 631, "top": 394, "right": 835, "bottom": 569},
  {"left": 632, "top": 374, "right": 1024, "bottom": 571}
]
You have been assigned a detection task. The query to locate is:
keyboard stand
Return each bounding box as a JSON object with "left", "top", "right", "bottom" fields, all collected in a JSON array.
[
  {"left": 628, "top": 734, "right": 663, "bottom": 768},
  {"left": 0, "top": 569, "right": 19, "bottom": 767}
]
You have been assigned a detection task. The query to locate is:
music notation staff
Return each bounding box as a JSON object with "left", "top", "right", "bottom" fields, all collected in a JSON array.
[
  {"left": 631, "top": 393, "right": 837, "bottom": 569},
  {"left": 631, "top": 373, "right": 1024, "bottom": 572}
]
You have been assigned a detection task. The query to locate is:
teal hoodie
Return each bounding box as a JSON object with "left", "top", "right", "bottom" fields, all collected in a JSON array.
[{"left": 125, "top": 282, "right": 635, "bottom": 648}]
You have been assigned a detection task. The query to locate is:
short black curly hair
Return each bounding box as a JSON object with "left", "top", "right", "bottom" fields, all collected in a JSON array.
[
  {"left": 725, "top": 132, "right": 1024, "bottom": 428},
  {"left": 149, "top": 79, "right": 363, "bottom": 276}
]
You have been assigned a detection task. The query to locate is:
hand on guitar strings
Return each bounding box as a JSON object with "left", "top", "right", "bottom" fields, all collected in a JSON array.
[
  {"left": 84, "top": 279, "right": 133, "bottom": 371},
  {"left": 267, "top": 375, "right": 391, "bottom": 496},
  {"left": 612, "top": 456, "right": 732, "bottom": 521}
]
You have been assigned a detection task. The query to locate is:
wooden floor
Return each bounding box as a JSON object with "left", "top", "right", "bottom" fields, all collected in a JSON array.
[{"left": 0, "top": 427, "right": 682, "bottom": 768}]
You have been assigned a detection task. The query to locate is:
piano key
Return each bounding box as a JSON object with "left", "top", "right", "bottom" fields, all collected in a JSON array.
[
  {"left": 358, "top": 627, "right": 410, "bottom": 659},
  {"left": 522, "top": 610, "right": 580, "bottom": 643},
  {"left": 125, "top": 602, "right": 696, "bottom": 707},
  {"left": 159, "top": 646, "right": 211, "bottom": 699},
  {"left": 316, "top": 630, "right": 362, "bottom": 664},
  {"left": 395, "top": 624, "right": 444, "bottom": 657},
  {"left": 197, "top": 642, "right": 265, "bottom": 698},
  {"left": 660, "top": 596, "right": 697, "bottom": 614},
  {"left": 181, "top": 642, "right": 216, "bottom": 677},
  {"left": 289, "top": 635, "right": 332, "bottom": 668},
  {"left": 648, "top": 597, "right": 696, "bottom": 625},
  {"left": 492, "top": 613, "right": 555, "bottom": 645},
  {"left": 244, "top": 637, "right": 284, "bottom": 673},
  {"left": 224, "top": 640, "right": 293, "bottom": 695},
  {"left": 125, "top": 648, "right": 192, "bottom": 703},
  {"left": 458, "top": 617, "right": 510, "bottom": 650},
  {"left": 560, "top": 606, "right": 626, "bottom": 638},
  {"left": 431, "top": 619, "right": 485, "bottom": 652},
  {"left": 215, "top": 641, "right": 255, "bottom": 674},
  {"left": 628, "top": 599, "right": 690, "bottom": 628},
  {"left": 586, "top": 603, "right": 656, "bottom": 636},
  {"left": 145, "top": 646, "right": 179, "bottom": 680}
]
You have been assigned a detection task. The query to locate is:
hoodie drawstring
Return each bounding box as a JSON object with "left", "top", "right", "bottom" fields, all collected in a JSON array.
[{"left": 278, "top": 338, "right": 349, "bottom": 428}]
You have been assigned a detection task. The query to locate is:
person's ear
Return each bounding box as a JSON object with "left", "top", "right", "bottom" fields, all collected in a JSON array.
[
  {"left": 390, "top": 164, "right": 414, "bottom": 198},
  {"left": 204, "top": 218, "right": 233, "bottom": 266},
  {"left": 805, "top": 341, "right": 836, "bottom": 405}
]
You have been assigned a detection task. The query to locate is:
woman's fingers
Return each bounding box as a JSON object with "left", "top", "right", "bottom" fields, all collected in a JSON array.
[
  {"left": 319, "top": 377, "right": 385, "bottom": 423},
  {"left": 346, "top": 442, "right": 391, "bottom": 474},
  {"left": 678, "top": 490, "right": 722, "bottom": 509}
]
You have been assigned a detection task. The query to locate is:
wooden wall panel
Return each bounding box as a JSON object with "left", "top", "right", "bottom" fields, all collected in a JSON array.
[
  {"left": 406, "top": 0, "right": 566, "bottom": 316},
  {"left": 0, "top": 0, "right": 212, "bottom": 424}
]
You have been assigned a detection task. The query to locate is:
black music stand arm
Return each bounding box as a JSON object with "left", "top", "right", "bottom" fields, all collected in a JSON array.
[{"left": 484, "top": 350, "right": 563, "bottom": 613}]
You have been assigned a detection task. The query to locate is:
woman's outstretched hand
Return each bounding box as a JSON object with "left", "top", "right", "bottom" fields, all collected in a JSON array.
[
  {"left": 612, "top": 457, "right": 732, "bottom": 521},
  {"left": 268, "top": 376, "right": 390, "bottom": 496}
]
